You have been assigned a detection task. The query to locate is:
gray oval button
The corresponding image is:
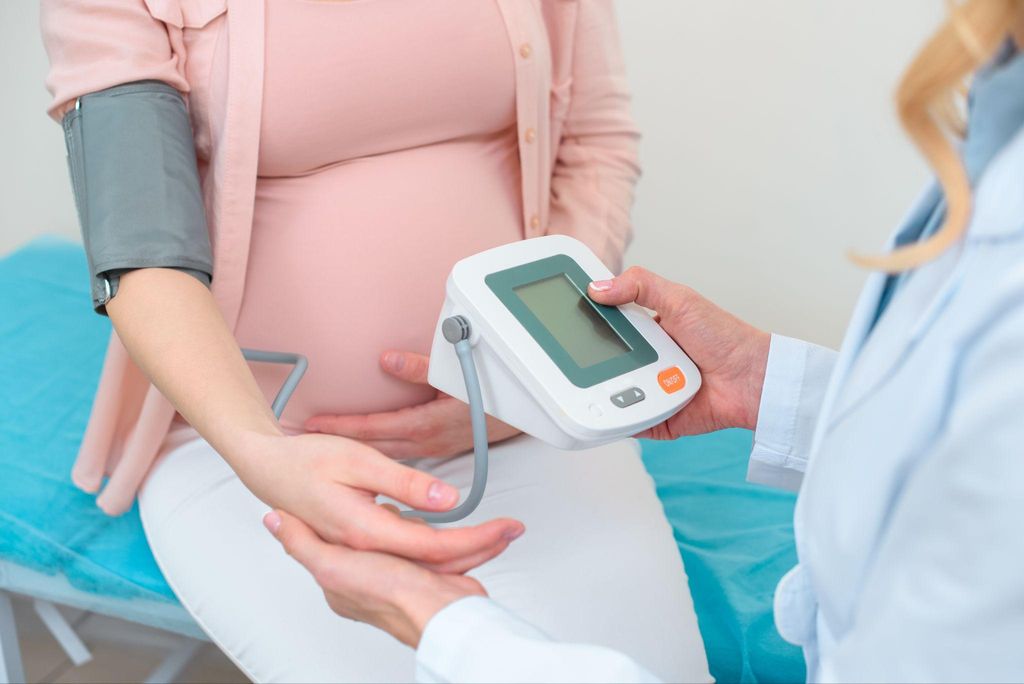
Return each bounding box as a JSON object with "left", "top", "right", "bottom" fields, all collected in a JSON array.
[{"left": 611, "top": 387, "right": 646, "bottom": 408}]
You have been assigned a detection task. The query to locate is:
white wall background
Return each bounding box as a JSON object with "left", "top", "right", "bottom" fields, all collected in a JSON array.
[
  {"left": 0, "top": 2, "right": 78, "bottom": 254},
  {"left": 1, "top": 1, "right": 943, "bottom": 346},
  {"left": 617, "top": 1, "right": 943, "bottom": 346}
]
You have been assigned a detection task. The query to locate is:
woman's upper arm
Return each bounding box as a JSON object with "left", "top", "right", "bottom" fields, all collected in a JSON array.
[
  {"left": 560, "top": 0, "right": 639, "bottom": 146},
  {"left": 42, "top": 0, "right": 212, "bottom": 314},
  {"left": 548, "top": 0, "right": 640, "bottom": 270},
  {"left": 41, "top": 0, "right": 189, "bottom": 120}
]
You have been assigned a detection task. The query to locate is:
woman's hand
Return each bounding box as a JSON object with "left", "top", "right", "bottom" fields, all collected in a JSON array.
[
  {"left": 264, "top": 509, "right": 492, "bottom": 648},
  {"left": 588, "top": 267, "right": 771, "bottom": 438},
  {"left": 235, "top": 431, "right": 524, "bottom": 573},
  {"left": 305, "top": 351, "right": 522, "bottom": 458}
]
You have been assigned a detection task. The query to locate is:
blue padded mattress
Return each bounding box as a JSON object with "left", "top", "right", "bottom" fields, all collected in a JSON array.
[{"left": 0, "top": 238, "right": 803, "bottom": 682}]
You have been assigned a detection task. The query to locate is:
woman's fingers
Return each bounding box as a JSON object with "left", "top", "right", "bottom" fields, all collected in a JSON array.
[
  {"left": 588, "top": 266, "right": 686, "bottom": 315},
  {"left": 305, "top": 406, "right": 419, "bottom": 439},
  {"left": 358, "top": 439, "right": 423, "bottom": 459},
  {"left": 306, "top": 400, "right": 450, "bottom": 445},
  {"left": 307, "top": 405, "right": 519, "bottom": 459},
  {"left": 380, "top": 350, "right": 431, "bottom": 384},
  {"left": 304, "top": 351, "right": 434, "bottom": 435},
  {"left": 346, "top": 453, "right": 461, "bottom": 511}
]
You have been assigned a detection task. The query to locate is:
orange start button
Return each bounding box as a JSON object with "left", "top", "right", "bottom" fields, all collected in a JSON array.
[{"left": 657, "top": 366, "right": 687, "bottom": 394}]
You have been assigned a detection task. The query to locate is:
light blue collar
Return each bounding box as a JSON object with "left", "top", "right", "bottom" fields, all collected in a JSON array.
[{"left": 963, "top": 44, "right": 1024, "bottom": 241}]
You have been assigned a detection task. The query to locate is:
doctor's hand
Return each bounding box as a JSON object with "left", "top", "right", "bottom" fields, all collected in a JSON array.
[
  {"left": 263, "top": 508, "right": 490, "bottom": 648},
  {"left": 238, "top": 432, "right": 523, "bottom": 572},
  {"left": 589, "top": 267, "right": 770, "bottom": 438},
  {"left": 305, "top": 351, "right": 522, "bottom": 458}
]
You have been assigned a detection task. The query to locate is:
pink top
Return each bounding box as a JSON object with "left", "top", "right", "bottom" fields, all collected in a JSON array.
[
  {"left": 237, "top": 0, "right": 524, "bottom": 427},
  {"left": 42, "top": 0, "right": 640, "bottom": 514}
]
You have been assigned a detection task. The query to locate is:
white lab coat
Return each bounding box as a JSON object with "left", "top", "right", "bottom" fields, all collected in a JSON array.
[{"left": 415, "top": 124, "right": 1024, "bottom": 684}]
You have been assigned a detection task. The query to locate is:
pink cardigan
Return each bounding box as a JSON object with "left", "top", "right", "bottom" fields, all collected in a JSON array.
[{"left": 41, "top": 0, "right": 641, "bottom": 515}]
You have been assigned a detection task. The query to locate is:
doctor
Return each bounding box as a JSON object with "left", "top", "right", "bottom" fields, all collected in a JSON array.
[{"left": 264, "top": 2, "right": 1024, "bottom": 681}]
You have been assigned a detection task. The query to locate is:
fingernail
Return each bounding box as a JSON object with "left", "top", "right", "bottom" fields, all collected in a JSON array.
[
  {"left": 428, "top": 481, "right": 457, "bottom": 506},
  {"left": 589, "top": 279, "right": 613, "bottom": 292},
  {"left": 263, "top": 511, "right": 282, "bottom": 536},
  {"left": 503, "top": 525, "right": 525, "bottom": 542},
  {"left": 382, "top": 352, "right": 404, "bottom": 372}
]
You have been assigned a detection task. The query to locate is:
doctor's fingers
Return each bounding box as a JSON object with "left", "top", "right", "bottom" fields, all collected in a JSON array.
[
  {"left": 378, "top": 504, "right": 508, "bottom": 574},
  {"left": 353, "top": 504, "right": 524, "bottom": 565},
  {"left": 377, "top": 503, "right": 511, "bottom": 573},
  {"left": 635, "top": 420, "right": 675, "bottom": 441},
  {"left": 266, "top": 510, "right": 399, "bottom": 600},
  {"left": 588, "top": 266, "right": 693, "bottom": 318},
  {"left": 266, "top": 509, "right": 332, "bottom": 574},
  {"left": 417, "top": 535, "right": 516, "bottom": 574}
]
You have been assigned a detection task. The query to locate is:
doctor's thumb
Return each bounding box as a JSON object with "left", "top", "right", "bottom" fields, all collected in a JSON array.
[
  {"left": 588, "top": 266, "right": 683, "bottom": 315},
  {"left": 264, "top": 509, "right": 327, "bottom": 571}
]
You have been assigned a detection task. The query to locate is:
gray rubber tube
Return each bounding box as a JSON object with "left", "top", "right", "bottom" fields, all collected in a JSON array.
[
  {"left": 241, "top": 318, "right": 487, "bottom": 523},
  {"left": 401, "top": 336, "right": 489, "bottom": 523},
  {"left": 240, "top": 349, "right": 308, "bottom": 419}
]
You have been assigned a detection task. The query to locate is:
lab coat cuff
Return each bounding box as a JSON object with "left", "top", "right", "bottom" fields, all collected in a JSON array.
[
  {"left": 416, "top": 596, "right": 548, "bottom": 683},
  {"left": 748, "top": 335, "right": 836, "bottom": 491}
]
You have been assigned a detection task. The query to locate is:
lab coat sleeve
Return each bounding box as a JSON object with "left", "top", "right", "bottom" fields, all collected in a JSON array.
[
  {"left": 416, "top": 597, "right": 660, "bottom": 683},
  {"left": 819, "top": 298, "right": 1024, "bottom": 682},
  {"left": 546, "top": 0, "right": 641, "bottom": 271},
  {"left": 747, "top": 335, "right": 837, "bottom": 491}
]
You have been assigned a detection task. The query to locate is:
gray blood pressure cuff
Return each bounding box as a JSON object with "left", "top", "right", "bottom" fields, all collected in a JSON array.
[{"left": 62, "top": 80, "right": 213, "bottom": 314}]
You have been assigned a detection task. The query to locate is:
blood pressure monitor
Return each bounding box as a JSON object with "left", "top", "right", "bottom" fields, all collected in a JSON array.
[
  {"left": 251, "top": 235, "right": 702, "bottom": 523},
  {"left": 428, "top": 235, "right": 701, "bottom": 451}
]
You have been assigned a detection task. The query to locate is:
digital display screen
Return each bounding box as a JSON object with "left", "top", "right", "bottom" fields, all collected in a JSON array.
[{"left": 514, "top": 274, "right": 632, "bottom": 368}]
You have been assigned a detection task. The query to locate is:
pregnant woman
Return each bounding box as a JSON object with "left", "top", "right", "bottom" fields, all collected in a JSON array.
[{"left": 41, "top": 1, "right": 709, "bottom": 682}]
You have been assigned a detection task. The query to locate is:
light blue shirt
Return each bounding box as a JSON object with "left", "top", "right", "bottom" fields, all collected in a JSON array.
[{"left": 414, "top": 55, "right": 1024, "bottom": 683}]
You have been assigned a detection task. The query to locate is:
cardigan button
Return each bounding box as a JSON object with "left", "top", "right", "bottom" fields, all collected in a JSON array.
[
  {"left": 529, "top": 214, "right": 541, "bottom": 230},
  {"left": 524, "top": 127, "right": 536, "bottom": 144},
  {"left": 519, "top": 43, "right": 533, "bottom": 59}
]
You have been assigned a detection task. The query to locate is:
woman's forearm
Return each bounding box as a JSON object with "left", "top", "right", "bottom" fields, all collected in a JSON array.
[
  {"left": 106, "top": 268, "right": 522, "bottom": 566},
  {"left": 105, "top": 268, "right": 282, "bottom": 469}
]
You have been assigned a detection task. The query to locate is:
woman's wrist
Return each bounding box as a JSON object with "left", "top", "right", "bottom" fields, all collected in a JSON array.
[{"left": 215, "top": 424, "right": 288, "bottom": 493}]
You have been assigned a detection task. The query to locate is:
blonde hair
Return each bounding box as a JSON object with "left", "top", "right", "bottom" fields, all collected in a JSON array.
[{"left": 851, "top": 0, "right": 1024, "bottom": 272}]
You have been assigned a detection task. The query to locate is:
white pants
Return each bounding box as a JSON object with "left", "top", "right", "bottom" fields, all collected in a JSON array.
[{"left": 139, "top": 435, "right": 710, "bottom": 683}]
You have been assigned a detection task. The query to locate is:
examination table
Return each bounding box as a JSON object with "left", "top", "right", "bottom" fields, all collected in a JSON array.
[{"left": 0, "top": 237, "right": 804, "bottom": 683}]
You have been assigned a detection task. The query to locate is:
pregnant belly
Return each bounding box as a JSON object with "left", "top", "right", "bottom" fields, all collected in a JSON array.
[{"left": 234, "top": 140, "right": 523, "bottom": 430}]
